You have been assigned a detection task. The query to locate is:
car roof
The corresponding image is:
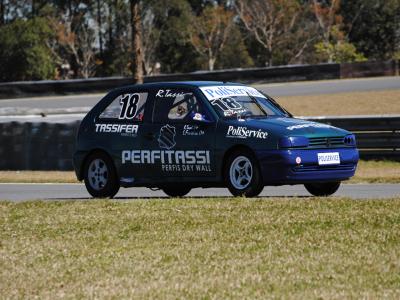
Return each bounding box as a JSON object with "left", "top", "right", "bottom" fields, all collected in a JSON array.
[{"left": 110, "top": 81, "right": 246, "bottom": 94}]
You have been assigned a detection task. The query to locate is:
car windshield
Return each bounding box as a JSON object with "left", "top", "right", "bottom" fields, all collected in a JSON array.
[{"left": 199, "top": 85, "right": 289, "bottom": 119}]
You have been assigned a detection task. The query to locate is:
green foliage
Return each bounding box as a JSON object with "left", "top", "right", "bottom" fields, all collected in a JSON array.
[
  {"left": 0, "top": 18, "right": 56, "bottom": 81},
  {"left": 341, "top": 0, "right": 400, "bottom": 61},
  {"left": 215, "top": 25, "right": 254, "bottom": 69},
  {"left": 153, "top": 0, "right": 201, "bottom": 73},
  {"left": 315, "top": 41, "right": 367, "bottom": 63}
]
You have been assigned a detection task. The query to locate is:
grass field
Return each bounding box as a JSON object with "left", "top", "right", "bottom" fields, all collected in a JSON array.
[
  {"left": 0, "top": 160, "right": 398, "bottom": 184},
  {"left": 1, "top": 198, "right": 400, "bottom": 298},
  {"left": 276, "top": 89, "right": 400, "bottom": 116}
]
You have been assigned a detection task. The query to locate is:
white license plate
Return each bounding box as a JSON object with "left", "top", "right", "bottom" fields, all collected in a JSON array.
[{"left": 317, "top": 152, "right": 340, "bottom": 165}]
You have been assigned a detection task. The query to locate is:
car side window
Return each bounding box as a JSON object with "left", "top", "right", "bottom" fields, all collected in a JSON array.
[
  {"left": 153, "top": 89, "right": 206, "bottom": 123},
  {"left": 99, "top": 92, "right": 148, "bottom": 121}
]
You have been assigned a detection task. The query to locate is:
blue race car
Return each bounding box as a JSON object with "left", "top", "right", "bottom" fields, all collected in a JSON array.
[{"left": 73, "top": 81, "right": 359, "bottom": 198}]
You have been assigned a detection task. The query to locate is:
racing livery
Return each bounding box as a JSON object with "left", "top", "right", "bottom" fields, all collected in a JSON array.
[{"left": 73, "top": 81, "right": 359, "bottom": 198}]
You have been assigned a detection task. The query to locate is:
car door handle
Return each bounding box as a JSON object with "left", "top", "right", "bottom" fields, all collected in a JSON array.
[{"left": 144, "top": 132, "right": 155, "bottom": 140}]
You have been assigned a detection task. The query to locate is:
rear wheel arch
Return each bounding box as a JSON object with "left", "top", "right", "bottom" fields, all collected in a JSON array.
[{"left": 83, "top": 150, "right": 120, "bottom": 198}]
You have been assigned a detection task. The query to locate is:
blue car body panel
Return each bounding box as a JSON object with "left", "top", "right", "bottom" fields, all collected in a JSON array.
[{"left": 73, "top": 81, "right": 359, "bottom": 189}]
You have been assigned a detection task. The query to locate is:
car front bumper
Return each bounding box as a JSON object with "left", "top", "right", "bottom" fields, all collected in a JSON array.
[{"left": 255, "top": 148, "right": 359, "bottom": 185}]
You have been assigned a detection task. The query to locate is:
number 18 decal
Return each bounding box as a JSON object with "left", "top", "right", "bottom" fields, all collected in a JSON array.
[
  {"left": 211, "top": 97, "right": 242, "bottom": 111},
  {"left": 119, "top": 94, "right": 139, "bottom": 119}
]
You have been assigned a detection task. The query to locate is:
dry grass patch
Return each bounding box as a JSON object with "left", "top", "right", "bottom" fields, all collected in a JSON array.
[
  {"left": 0, "top": 171, "right": 78, "bottom": 183},
  {"left": 351, "top": 160, "right": 400, "bottom": 183},
  {"left": 1, "top": 198, "right": 400, "bottom": 299},
  {"left": 276, "top": 89, "right": 400, "bottom": 116}
]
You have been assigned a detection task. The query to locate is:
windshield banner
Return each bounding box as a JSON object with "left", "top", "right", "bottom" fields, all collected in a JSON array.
[{"left": 200, "top": 86, "right": 266, "bottom": 101}]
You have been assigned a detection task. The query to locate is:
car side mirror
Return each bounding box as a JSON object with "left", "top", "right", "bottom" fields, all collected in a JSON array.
[{"left": 191, "top": 113, "right": 214, "bottom": 125}]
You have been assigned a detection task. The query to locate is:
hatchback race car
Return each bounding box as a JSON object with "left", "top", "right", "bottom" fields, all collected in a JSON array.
[{"left": 73, "top": 81, "right": 359, "bottom": 198}]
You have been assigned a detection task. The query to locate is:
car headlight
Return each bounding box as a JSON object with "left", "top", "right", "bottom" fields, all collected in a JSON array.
[
  {"left": 278, "top": 136, "right": 309, "bottom": 148},
  {"left": 344, "top": 134, "right": 356, "bottom": 146}
]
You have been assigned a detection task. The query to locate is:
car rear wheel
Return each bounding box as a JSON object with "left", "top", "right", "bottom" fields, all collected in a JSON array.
[
  {"left": 304, "top": 182, "right": 341, "bottom": 196},
  {"left": 225, "top": 150, "right": 264, "bottom": 197},
  {"left": 84, "top": 152, "right": 120, "bottom": 198},
  {"left": 162, "top": 186, "right": 191, "bottom": 197}
]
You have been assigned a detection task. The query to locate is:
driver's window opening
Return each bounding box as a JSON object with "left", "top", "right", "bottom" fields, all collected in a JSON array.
[{"left": 167, "top": 93, "right": 202, "bottom": 121}]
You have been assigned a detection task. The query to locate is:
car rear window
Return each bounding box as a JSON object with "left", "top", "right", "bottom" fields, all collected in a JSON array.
[{"left": 99, "top": 92, "right": 148, "bottom": 121}]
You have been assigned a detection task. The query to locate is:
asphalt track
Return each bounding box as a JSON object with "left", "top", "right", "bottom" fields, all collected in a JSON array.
[
  {"left": 1, "top": 76, "right": 399, "bottom": 112},
  {"left": 1, "top": 183, "right": 399, "bottom": 202}
]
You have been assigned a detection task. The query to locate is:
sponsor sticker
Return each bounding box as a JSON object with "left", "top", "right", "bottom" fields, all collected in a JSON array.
[
  {"left": 158, "top": 125, "right": 176, "bottom": 149},
  {"left": 121, "top": 150, "right": 212, "bottom": 172},
  {"left": 226, "top": 126, "right": 268, "bottom": 139},
  {"left": 95, "top": 124, "right": 139, "bottom": 137},
  {"left": 317, "top": 152, "right": 340, "bottom": 165},
  {"left": 122, "top": 124, "right": 211, "bottom": 172},
  {"left": 156, "top": 89, "right": 187, "bottom": 98},
  {"left": 209, "top": 97, "right": 247, "bottom": 117},
  {"left": 200, "top": 86, "right": 266, "bottom": 101},
  {"left": 182, "top": 124, "right": 205, "bottom": 136},
  {"left": 287, "top": 123, "right": 331, "bottom": 131}
]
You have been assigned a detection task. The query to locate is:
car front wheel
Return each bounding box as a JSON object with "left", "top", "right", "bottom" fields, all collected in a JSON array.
[
  {"left": 84, "top": 152, "right": 120, "bottom": 198},
  {"left": 225, "top": 150, "right": 264, "bottom": 197},
  {"left": 304, "top": 182, "right": 341, "bottom": 196}
]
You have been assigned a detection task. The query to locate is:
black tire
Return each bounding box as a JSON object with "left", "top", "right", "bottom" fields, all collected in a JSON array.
[
  {"left": 83, "top": 151, "right": 120, "bottom": 198},
  {"left": 162, "top": 186, "right": 191, "bottom": 197},
  {"left": 304, "top": 182, "right": 341, "bottom": 196},
  {"left": 224, "top": 149, "right": 264, "bottom": 197}
]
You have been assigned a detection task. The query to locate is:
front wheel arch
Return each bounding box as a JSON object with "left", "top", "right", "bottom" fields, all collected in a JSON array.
[
  {"left": 221, "top": 145, "right": 258, "bottom": 181},
  {"left": 223, "top": 146, "right": 264, "bottom": 197}
]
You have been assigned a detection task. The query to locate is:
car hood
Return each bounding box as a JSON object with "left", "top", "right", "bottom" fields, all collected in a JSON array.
[{"left": 230, "top": 117, "right": 350, "bottom": 137}]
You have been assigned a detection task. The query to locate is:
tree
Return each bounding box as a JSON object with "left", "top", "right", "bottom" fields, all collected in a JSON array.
[
  {"left": 96, "top": 0, "right": 104, "bottom": 59},
  {"left": 189, "top": 5, "right": 233, "bottom": 70},
  {"left": 130, "top": 0, "right": 144, "bottom": 83},
  {"left": 141, "top": 3, "right": 161, "bottom": 75},
  {"left": 52, "top": 18, "right": 98, "bottom": 78},
  {"left": 215, "top": 24, "right": 254, "bottom": 69},
  {"left": 235, "top": 0, "right": 315, "bottom": 66},
  {"left": 0, "top": 18, "right": 55, "bottom": 81},
  {"left": 101, "top": 0, "right": 132, "bottom": 76},
  {"left": 341, "top": 0, "right": 400, "bottom": 61},
  {"left": 152, "top": 0, "right": 200, "bottom": 74},
  {"left": 312, "top": 0, "right": 366, "bottom": 63}
]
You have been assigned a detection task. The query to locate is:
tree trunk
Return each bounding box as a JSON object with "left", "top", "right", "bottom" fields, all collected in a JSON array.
[
  {"left": 208, "top": 57, "right": 215, "bottom": 71},
  {"left": 0, "top": 0, "right": 4, "bottom": 25},
  {"left": 107, "top": 2, "right": 113, "bottom": 49},
  {"left": 96, "top": 0, "right": 103, "bottom": 59},
  {"left": 130, "top": 0, "right": 144, "bottom": 84},
  {"left": 31, "top": 0, "right": 35, "bottom": 17}
]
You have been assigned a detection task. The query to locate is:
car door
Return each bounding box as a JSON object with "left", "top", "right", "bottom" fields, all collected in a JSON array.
[
  {"left": 94, "top": 89, "right": 151, "bottom": 184},
  {"left": 140, "top": 87, "right": 217, "bottom": 180}
]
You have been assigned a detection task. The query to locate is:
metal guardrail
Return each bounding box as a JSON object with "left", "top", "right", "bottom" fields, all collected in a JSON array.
[
  {"left": 307, "top": 115, "right": 400, "bottom": 160},
  {"left": 0, "top": 60, "right": 398, "bottom": 99},
  {"left": 0, "top": 115, "right": 399, "bottom": 170}
]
